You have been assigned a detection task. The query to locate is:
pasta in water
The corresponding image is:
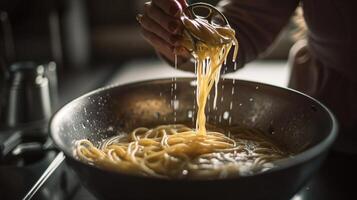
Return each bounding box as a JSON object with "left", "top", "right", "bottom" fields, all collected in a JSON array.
[
  {"left": 74, "top": 6, "right": 287, "bottom": 179},
  {"left": 75, "top": 125, "right": 286, "bottom": 179}
]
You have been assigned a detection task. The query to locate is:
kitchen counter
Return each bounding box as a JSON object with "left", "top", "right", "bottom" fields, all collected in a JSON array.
[{"left": 107, "top": 59, "right": 291, "bottom": 87}]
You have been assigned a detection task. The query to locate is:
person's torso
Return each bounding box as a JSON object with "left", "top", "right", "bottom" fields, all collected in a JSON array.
[{"left": 302, "top": 0, "right": 356, "bottom": 77}]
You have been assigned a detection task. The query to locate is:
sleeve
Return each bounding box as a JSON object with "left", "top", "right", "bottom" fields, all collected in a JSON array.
[{"left": 218, "top": 0, "right": 299, "bottom": 70}]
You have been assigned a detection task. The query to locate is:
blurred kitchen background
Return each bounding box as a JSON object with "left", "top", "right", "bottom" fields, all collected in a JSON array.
[{"left": 0, "top": 0, "right": 300, "bottom": 110}]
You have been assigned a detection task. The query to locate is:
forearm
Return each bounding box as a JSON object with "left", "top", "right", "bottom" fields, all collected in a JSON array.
[
  {"left": 219, "top": 0, "right": 299, "bottom": 70},
  {"left": 162, "top": 0, "right": 299, "bottom": 72}
]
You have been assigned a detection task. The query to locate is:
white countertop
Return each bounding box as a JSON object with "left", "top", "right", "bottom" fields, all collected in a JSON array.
[{"left": 108, "top": 59, "right": 291, "bottom": 87}]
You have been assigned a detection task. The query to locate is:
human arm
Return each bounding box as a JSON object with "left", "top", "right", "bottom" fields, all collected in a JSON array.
[{"left": 218, "top": 0, "right": 299, "bottom": 71}]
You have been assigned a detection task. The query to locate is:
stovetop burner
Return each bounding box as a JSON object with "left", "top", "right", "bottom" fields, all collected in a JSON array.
[{"left": 0, "top": 126, "right": 56, "bottom": 200}]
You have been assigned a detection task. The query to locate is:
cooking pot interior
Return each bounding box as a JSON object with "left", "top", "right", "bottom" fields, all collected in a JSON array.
[{"left": 51, "top": 78, "right": 333, "bottom": 157}]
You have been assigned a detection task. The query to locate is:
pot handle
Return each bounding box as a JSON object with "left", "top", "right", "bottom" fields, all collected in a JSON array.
[{"left": 22, "top": 151, "right": 65, "bottom": 200}]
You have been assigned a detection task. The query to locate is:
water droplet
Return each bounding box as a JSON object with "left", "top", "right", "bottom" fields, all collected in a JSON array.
[
  {"left": 223, "top": 111, "right": 229, "bottom": 119},
  {"left": 188, "top": 110, "right": 193, "bottom": 118},
  {"left": 173, "top": 100, "right": 179, "bottom": 110},
  {"left": 255, "top": 86, "right": 259, "bottom": 90},
  {"left": 190, "top": 80, "right": 197, "bottom": 86},
  {"left": 249, "top": 98, "right": 253, "bottom": 102},
  {"left": 239, "top": 103, "right": 243, "bottom": 106}
]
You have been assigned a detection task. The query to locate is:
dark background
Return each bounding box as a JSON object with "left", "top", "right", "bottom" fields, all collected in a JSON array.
[{"left": 0, "top": 0, "right": 296, "bottom": 72}]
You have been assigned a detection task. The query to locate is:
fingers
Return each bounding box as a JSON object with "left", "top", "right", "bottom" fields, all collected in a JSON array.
[
  {"left": 144, "top": 2, "right": 182, "bottom": 35},
  {"left": 138, "top": 12, "right": 180, "bottom": 46},
  {"left": 177, "top": 0, "right": 189, "bottom": 8},
  {"left": 137, "top": 0, "right": 192, "bottom": 64},
  {"left": 139, "top": 23, "right": 190, "bottom": 65},
  {"left": 140, "top": 26, "right": 175, "bottom": 56},
  {"left": 152, "top": 0, "right": 184, "bottom": 17},
  {"left": 174, "top": 45, "right": 191, "bottom": 57}
]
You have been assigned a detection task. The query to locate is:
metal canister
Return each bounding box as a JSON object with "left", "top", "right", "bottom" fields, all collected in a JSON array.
[{"left": 1, "top": 62, "right": 52, "bottom": 127}]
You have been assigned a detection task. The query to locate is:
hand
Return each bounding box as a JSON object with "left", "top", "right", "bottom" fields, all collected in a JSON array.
[{"left": 137, "top": 0, "right": 191, "bottom": 66}]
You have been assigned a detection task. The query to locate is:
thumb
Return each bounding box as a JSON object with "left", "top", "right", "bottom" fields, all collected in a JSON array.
[{"left": 176, "top": 0, "right": 188, "bottom": 8}]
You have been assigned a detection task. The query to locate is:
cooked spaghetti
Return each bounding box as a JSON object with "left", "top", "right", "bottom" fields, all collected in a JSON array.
[
  {"left": 180, "top": 11, "right": 238, "bottom": 134},
  {"left": 75, "top": 124, "right": 286, "bottom": 179},
  {"left": 74, "top": 5, "right": 287, "bottom": 179}
]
